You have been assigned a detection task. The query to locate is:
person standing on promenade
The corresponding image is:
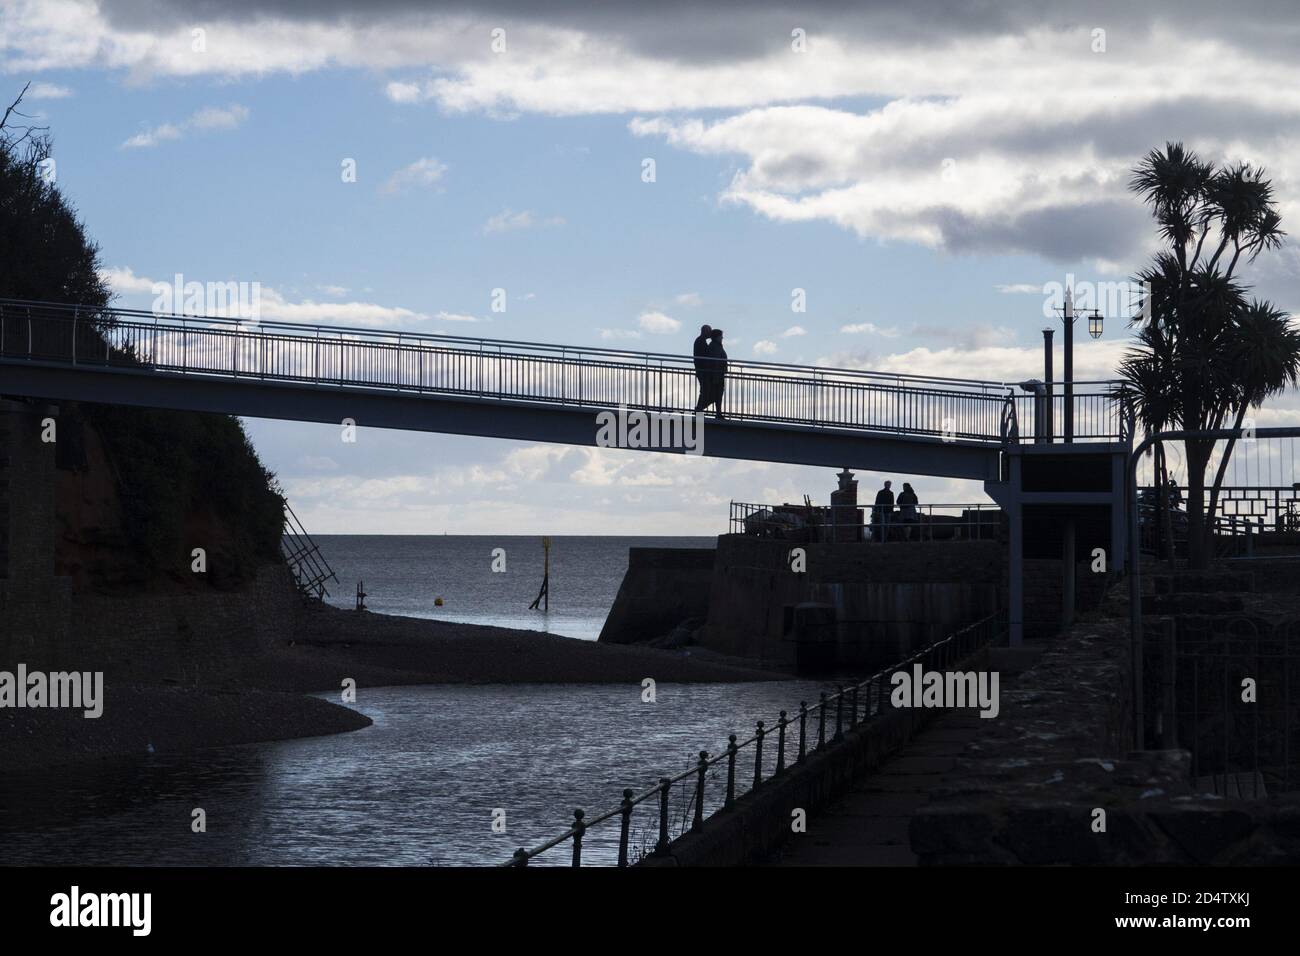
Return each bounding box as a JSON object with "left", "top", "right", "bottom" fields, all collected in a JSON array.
[
  {"left": 872, "top": 480, "right": 894, "bottom": 542},
  {"left": 897, "top": 482, "right": 919, "bottom": 540}
]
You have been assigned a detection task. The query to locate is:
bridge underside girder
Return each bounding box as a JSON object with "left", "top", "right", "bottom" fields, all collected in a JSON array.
[{"left": 0, "top": 362, "right": 1003, "bottom": 481}]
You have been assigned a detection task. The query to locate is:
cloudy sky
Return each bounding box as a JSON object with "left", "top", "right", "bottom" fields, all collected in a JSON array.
[{"left": 6, "top": 0, "right": 1300, "bottom": 533}]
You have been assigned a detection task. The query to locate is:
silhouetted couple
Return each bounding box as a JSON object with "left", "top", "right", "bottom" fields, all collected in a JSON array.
[
  {"left": 692, "top": 324, "right": 728, "bottom": 417},
  {"left": 872, "top": 480, "right": 919, "bottom": 542}
]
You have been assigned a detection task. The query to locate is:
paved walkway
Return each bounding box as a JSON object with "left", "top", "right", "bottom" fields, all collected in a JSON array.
[{"left": 766, "top": 710, "right": 985, "bottom": 866}]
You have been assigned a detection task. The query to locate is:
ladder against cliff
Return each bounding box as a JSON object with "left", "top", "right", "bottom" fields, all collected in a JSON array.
[{"left": 281, "top": 500, "right": 338, "bottom": 600}]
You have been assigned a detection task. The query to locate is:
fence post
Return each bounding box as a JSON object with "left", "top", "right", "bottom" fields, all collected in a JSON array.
[
  {"left": 818, "top": 692, "right": 827, "bottom": 749},
  {"left": 850, "top": 685, "right": 859, "bottom": 728},
  {"left": 776, "top": 710, "right": 788, "bottom": 773},
  {"left": 753, "top": 720, "right": 766, "bottom": 790},
  {"left": 571, "top": 809, "right": 585, "bottom": 867},
  {"left": 617, "top": 789, "right": 634, "bottom": 868},
  {"left": 693, "top": 752, "right": 708, "bottom": 833},
  {"left": 512, "top": 848, "right": 529, "bottom": 867},
  {"left": 834, "top": 686, "right": 844, "bottom": 741},
  {"left": 654, "top": 778, "right": 671, "bottom": 855},
  {"left": 797, "top": 702, "right": 807, "bottom": 763},
  {"left": 725, "top": 734, "right": 738, "bottom": 809}
]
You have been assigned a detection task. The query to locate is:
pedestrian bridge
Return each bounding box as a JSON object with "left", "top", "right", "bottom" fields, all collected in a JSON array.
[{"left": 0, "top": 299, "right": 1123, "bottom": 481}]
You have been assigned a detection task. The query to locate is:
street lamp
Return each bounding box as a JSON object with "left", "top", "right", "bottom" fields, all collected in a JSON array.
[{"left": 1088, "top": 310, "right": 1104, "bottom": 339}]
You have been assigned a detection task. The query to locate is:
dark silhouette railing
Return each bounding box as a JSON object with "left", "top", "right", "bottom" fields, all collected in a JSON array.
[
  {"left": 502, "top": 611, "right": 1004, "bottom": 867},
  {"left": 729, "top": 499, "right": 1002, "bottom": 541},
  {"left": 0, "top": 299, "right": 1123, "bottom": 444},
  {"left": 280, "top": 501, "right": 337, "bottom": 600}
]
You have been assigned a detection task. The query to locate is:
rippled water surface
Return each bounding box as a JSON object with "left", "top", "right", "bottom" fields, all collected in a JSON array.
[{"left": 1, "top": 681, "right": 830, "bottom": 866}]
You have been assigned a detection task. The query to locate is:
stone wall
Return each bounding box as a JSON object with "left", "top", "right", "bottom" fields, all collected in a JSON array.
[
  {"left": 598, "top": 547, "right": 714, "bottom": 645},
  {"left": 909, "top": 605, "right": 1300, "bottom": 864},
  {"left": 698, "top": 536, "right": 1002, "bottom": 669}
]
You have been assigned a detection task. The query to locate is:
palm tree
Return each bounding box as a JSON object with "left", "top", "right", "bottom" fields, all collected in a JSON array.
[{"left": 1122, "top": 143, "right": 1299, "bottom": 568}]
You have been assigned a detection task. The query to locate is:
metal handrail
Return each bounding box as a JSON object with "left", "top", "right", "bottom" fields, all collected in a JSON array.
[
  {"left": 0, "top": 299, "right": 1125, "bottom": 443},
  {"left": 503, "top": 610, "right": 1005, "bottom": 867},
  {"left": 729, "top": 499, "right": 1002, "bottom": 540}
]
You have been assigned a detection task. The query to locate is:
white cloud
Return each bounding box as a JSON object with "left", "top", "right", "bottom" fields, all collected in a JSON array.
[
  {"left": 122, "top": 104, "right": 248, "bottom": 149},
  {"left": 380, "top": 156, "right": 448, "bottom": 195},
  {"left": 100, "top": 266, "right": 436, "bottom": 328},
  {"left": 638, "top": 310, "right": 680, "bottom": 334},
  {"left": 599, "top": 328, "right": 643, "bottom": 341},
  {"left": 995, "top": 283, "right": 1043, "bottom": 295},
  {"left": 482, "top": 208, "right": 565, "bottom": 234},
  {"left": 675, "top": 292, "right": 702, "bottom": 307},
  {"left": 26, "top": 81, "right": 72, "bottom": 99},
  {"left": 840, "top": 322, "right": 901, "bottom": 337},
  {"left": 753, "top": 340, "right": 778, "bottom": 355},
  {"left": 435, "top": 310, "right": 479, "bottom": 323},
  {"left": 781, "top": 325, "right": 807, "bottom": 337}
]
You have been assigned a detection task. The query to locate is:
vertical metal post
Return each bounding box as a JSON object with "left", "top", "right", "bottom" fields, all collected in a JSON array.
[
  {"left": 850, "top": 685, "right": 859, "bottom": 728},
  {"left": 654, "top": 778, "right": 670, "bottom": 855},
  {"left": 725, "top": 735, "right": 738, "bottom": 808},
  {"left": 776, "top": 710, "right": 787, "bottom": 773},
  {"left": 797, "top": 702, "right": 807, "bottom": 763},
  {"left": 752, "top": 721, "right": 765, "bottom": 790},
  {"left": 1042, "top": 328, "right": 1054, "bottom": 442},
  {"left": 1064, "top": 288, "right": 1074, "bottom": 443},
  {"left": 571, "top": 809, "right": 585, "bottom": 867},
  {"left": 817, "top": 692, "right": 827, "bottom": 749},
  {"left": 512, "top": 848, "right": 529, "bottom": 867},
  {"left": 617, "top": 789, "right": 634, "bottom": 868},
  {"left": 693, "top": 752, "right": 708, "bottom": 833},
  {"left": 834, "top": 686, "right": 844, "bottom": 741}
]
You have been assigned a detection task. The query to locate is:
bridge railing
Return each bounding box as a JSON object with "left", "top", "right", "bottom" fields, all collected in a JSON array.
[
  {"left": 729, "top": 499, "right": 1003, "bottom": 541},
  {"left": 0, "top": 299, "right": 1123, "bottom": 443},
  {"left": 502, "top": 611, "right": 1005, "bottom": 867}
]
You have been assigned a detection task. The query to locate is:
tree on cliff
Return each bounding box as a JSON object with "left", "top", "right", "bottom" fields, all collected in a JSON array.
[
  {"left": 1, "top": 84, "right": 285, "bottom": 583},
  {"left": 1120, "top": 143, "right": 1300, "bottom": 569}
]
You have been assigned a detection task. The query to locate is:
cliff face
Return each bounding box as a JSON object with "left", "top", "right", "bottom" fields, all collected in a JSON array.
[
  {"left": 47, "top": 402, "right": 280, "bottom": 591},
  {"left": 0, "top": 399, "right": 295, "bottom": 678}
]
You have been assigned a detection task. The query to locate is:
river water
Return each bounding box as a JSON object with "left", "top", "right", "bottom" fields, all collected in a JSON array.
[
  {"left": 1, "top": 681, "right": 829, "bottom": 866},
  {"left": 2, "top": 535, "right": 835, "bottom": 866}
]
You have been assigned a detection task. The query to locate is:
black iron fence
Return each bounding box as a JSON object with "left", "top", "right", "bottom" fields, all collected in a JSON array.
[
  {"left": 1153, "top": 615, "right": 1300, "bottom": 796},
  {"left": 502, "top": 611, "right": 1005, "bottom": 867}
]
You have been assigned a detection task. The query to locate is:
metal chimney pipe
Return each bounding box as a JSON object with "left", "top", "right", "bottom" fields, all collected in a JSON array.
[{"left": 1042, "top": 328, "right": 1054, "bottom": 443}]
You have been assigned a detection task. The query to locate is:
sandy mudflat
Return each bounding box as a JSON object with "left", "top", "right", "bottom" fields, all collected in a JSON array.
[
  {"left": 2, "top": 604, "right": 784, "bottom": 770},
  {"left": 237, "top": 601, "right": 785, "bottom": 693}
]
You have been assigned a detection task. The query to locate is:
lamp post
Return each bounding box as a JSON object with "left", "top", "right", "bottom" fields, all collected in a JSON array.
[{"left": 1055, "top": 289, "right": 1103, "bottom": 444}]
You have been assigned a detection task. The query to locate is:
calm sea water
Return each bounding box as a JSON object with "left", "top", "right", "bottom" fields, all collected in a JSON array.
[
  {"left": 1, "top": 536, "right": 831, "bottom": 866},
  {"left": 314, "top": 535, "right": 714, "bottom": 641}
]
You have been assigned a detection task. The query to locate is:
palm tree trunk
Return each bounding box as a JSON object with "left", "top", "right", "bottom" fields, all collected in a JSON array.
[
  {"left": 1156, "top": 443, "right": 1172, "bottom": 563},
  {"left": 1207, "top": 405, "right": 1247, "bottom": 531},
  {"left": 1186, "top": 438, "right": 1212, "bottom": 569}
]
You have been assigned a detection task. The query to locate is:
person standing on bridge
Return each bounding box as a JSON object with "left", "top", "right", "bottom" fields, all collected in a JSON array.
[
  {"left": 872, "top": 480, "right": 894, "bottom": 542},
  {"left": 693, "top": 324, "right": 714, "bottom": 412},
  {"left": 705, "top": 328, "right": 728, "bottom": 419}
]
